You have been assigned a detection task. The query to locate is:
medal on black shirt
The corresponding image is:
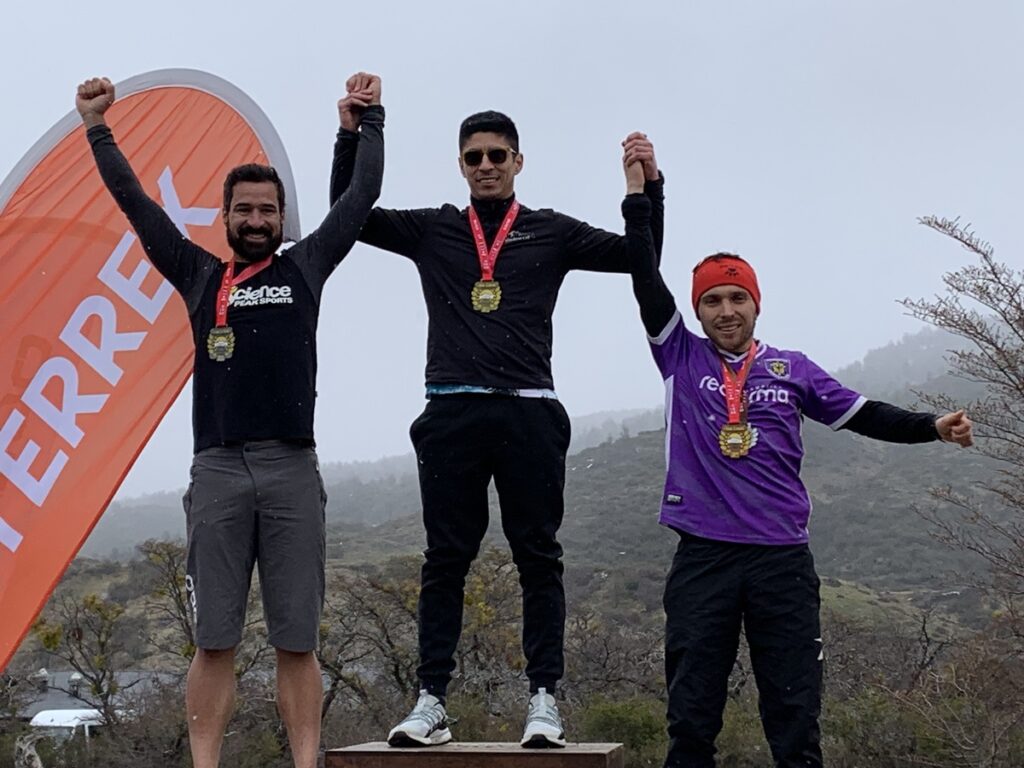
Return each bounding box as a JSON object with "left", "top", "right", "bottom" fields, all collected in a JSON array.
[
  {"left": 471, "top": 280, "right": 502, "bottom": 312},
  {"left": 717, "top": 342, "right": 758, "bottom": 459},
  {"left": 207, "top": 256, "right": 273, "bottom": 362},
  {"left": 207, "top": 326, "right": 235, "bottom": 361},
  {"left": 467, "top": 200, "right": 520, "bottom": 313}
]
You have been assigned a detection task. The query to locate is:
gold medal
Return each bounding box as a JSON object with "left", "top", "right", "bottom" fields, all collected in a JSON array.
[
  {"left": 471, "top": 279, "right": 502, "bottom": 313},
  {"left": 716, "top": 343, "right": 759, "bottom": 458},
  {"left": 468, "top": 201, "right": 519, "bottom": 314},
  {"left": 718, "top": 423, "right": 756, "bottom": 459},
  {"left": 207, "top": 326, "right": 236, "bottom": 362}
]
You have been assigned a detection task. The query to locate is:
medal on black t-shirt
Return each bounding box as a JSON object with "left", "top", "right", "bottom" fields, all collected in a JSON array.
[
  {"left": 718, "top": 342, "right": 758, "bottom": 458},
  {"left": 207, "top": 326, "right": 235, "bottom": 361},
  {"left": 471, "top": 280, "right": 502, "bottom": 312},
  {"left": 207, "top": 256, "right": 273, "bottom": 362},
  {"left": 468, "top": 200, "right": 520, "bottom": 313}
]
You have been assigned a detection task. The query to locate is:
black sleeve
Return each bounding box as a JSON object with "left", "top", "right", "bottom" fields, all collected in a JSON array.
[
  {"left": 292, "top": 106, "right": 385, "bottom": 291},
  {"left": 646, "top": 173, "right": 665, "bottom": 261},
  {"left": 329, "top": 129, "right": 360, "bottom": 206},
  {"left": 563, "top": 173, "right": 666, "bottom": 273},
  {"left": 329, "top": 120, "right": 434, "bottom": 259},
  {"left": 622, "top": 193, "right": 677, "bottom": 338},
  {"left": 87, "top": 124, "right": 217, "bottom": 305},
  {"left": 841, "top": 400, "right": 940, "bottom": 443}
]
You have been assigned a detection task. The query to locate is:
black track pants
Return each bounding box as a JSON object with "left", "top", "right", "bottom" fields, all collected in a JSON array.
[
  {"left": 411, "top": 394, "right": 571, "bottom": 696},
  {"left": 663, "top": 531, "right": 823, "bottom": 768}
]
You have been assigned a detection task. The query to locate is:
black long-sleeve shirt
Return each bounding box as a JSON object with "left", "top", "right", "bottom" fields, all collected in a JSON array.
[
  {"left": 331, "top": 128, "right": 665, "bottom": 391},
  {"left": 620, "top": 193, "right": 938, "bottom": 444},
  {"left": 88, "top": 106, "right": 385, "bottom": 451}
]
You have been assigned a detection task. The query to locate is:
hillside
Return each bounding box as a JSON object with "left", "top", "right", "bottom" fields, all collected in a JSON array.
[{"left": 80, "top": 325, "right": 998, "bottom": 608}]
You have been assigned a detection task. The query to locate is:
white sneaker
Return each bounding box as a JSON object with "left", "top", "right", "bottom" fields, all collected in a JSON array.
[
  {"left": 520, "top": 687, "right": 566, "bottom": 748},
  {"left": 387, "top": 690, "right": 452, "bottom": 747}
]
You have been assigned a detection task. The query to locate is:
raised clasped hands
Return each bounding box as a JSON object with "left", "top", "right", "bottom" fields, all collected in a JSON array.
[
  {"left": 622, "top": 131, "right": 657, "bottom": 193},
  {"left": 338, "top": 72, "right": 382, "bottom": 132}
]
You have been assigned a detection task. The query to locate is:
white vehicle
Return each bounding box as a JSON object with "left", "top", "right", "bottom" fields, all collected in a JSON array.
[{"left": 28, "top": 709, "right": 105, "bottom": 742}]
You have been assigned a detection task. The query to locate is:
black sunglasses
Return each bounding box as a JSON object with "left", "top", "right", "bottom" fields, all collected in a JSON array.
[{"left": 462, "top": 147, "right": 517, "bottom": 167}]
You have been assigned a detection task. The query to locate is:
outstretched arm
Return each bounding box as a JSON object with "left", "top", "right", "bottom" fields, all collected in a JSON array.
[
  {"left": 842, "top": 401, "right": 974, "bottom": 447},
  {"left": 622, "top": 146, "right": 677, "bottom": 338},
  {"left": 78, "top": 77, "right": 210, "bottom": 294}
]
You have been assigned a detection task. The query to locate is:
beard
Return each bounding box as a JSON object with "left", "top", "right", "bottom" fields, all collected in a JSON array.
[{"left": 227, "top": 224, "right": 283, "bottom": 262}]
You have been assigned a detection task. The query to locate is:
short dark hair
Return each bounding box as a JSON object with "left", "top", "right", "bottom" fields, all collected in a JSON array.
[
  {"left": 459, "top": 111, "right": 519, "bottom": 151},
  {"left": 222, "top": 164, "right": 285, "bottom": 212}
]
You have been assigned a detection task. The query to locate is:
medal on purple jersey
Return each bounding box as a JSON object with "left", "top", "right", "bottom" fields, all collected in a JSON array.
[
  {"left": 206, "top": 256, "right": 273, "bottom": 361},
  {"left": 468, "top": 201, "right": 520, "bottom": 313},
  {"left": 718, "top": 342, "right": 759, "bottom": 458}
]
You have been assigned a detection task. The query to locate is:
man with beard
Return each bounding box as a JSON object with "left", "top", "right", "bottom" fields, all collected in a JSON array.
[
  {"left": 330, "top": 77, "right": 664, "bottom": 748},
  {"left": 76, "top": 74, "right": 384, "bottom": 768},
  {"left": 618, "top": 155, "right": 974, "bottom": 767}
]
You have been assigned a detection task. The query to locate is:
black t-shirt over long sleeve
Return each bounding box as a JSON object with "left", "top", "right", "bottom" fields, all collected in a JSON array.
[
  {"left": 331, "top": 128, "right": 665, "bottom": 391},
  {"left": 89, "top": 107, "right": 385, "bottom": 451}
]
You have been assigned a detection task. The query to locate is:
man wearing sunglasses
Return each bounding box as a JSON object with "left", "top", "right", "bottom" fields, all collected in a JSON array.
[
  {"left": 331, "top": 76, "right": 664, "bottom": 748},
  {"left": 618, "top": 155, "right": 974, "bottom": 767}
]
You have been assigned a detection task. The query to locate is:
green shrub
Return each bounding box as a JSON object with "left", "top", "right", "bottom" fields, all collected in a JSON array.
[{"left": 576, "top": 696, "right": 665, "bottom": 768}]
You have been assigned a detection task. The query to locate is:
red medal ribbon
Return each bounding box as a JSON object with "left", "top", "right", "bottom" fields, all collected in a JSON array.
[
  {"left": 720, "top": 341, "right": 758, "bottom": 425},
  {"left": 214, "top": 256, "right": 274, "bottom": 328},
  {"left": 468, "top": 200, "right": 520, "bottom": 281}
]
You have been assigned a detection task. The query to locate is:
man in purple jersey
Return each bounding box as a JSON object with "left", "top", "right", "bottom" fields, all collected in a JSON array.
[{"left": 618, "top": 154, "right": 973, "bottom": 767}]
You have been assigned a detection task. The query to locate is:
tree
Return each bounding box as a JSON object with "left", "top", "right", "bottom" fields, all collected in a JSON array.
[
  {"left": 135, "top": 538, "right": 272, "bottom": 677},
  {"left": 902, "top": 215, "right": 1024, "bottom": 646},
  {"left": 318, "top": 555, "right": 421, "bottom": 740},
  {"left": 136, "top": 539, "right": 195, "bottom": 663},
  {"left": 892, "top": 216, "right": 1024, "bottom": 765},
  {"left": 1, "top": 666, "right": 35, "bottom": 768},
  {"left": 318, "top": 548, "right": 526, "bottom": 733},
  {"left": 562, "top": 610, "right": 661, "bottom": 702},
  {"left": 31, "top": 594, "right": 139, "bottom": 724}
]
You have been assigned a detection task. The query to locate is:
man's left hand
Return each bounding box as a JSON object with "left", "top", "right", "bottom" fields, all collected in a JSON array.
[{"left": 936, "top": 409, "right": 974, "bottom": 448}]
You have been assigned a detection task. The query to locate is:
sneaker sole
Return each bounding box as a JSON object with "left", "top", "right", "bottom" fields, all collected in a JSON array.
[
  {"left": 387, "top": 729, "right": 453, "bottom": 748},
  {"left": 521, "top": 733, "right": 567, "bottom": 749}
]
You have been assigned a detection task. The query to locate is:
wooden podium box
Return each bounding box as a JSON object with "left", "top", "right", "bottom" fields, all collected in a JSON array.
[{"left": 325, "top": 742, "right": 625, "bottom": 768}]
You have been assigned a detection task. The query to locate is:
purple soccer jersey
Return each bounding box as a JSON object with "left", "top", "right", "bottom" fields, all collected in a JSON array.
[{"left": 650, "top": 311, "right": 866, "bottom": 545}]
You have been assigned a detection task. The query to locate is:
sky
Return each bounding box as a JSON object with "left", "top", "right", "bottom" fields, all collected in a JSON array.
[{"left": 1, "top": 1, "right": 1021, "bottom": 497}]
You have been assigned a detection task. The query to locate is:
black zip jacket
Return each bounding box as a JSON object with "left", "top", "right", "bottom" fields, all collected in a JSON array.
[{"left": 331, "top": 128, "right": 665, "bottom": 391}]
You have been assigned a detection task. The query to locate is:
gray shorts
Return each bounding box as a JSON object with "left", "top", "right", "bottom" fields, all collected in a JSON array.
[{"left": 183, "top": 441, "right": 327, "bottom": 652}]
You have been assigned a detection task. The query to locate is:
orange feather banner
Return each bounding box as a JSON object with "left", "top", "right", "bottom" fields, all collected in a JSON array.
[{"left": 0, "top": 70, "right": 297, "bottom": 670}]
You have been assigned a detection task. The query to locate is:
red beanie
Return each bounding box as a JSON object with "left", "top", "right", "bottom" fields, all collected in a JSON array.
[{"left": 691, "top": 254, "right": 761, "bottom": 315}]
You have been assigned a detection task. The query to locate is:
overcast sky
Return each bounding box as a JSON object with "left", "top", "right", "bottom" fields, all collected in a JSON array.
[{"left": 2, "top": 1, "right": 1020, "bottom": 497}]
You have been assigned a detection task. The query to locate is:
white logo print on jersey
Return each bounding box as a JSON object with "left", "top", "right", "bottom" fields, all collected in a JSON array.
[
  {"left": 229, "top": 284, "right": 293, "bottom": 308},
  {"left": 699, "top": 376, "right": 791, "bottom": 405}
]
